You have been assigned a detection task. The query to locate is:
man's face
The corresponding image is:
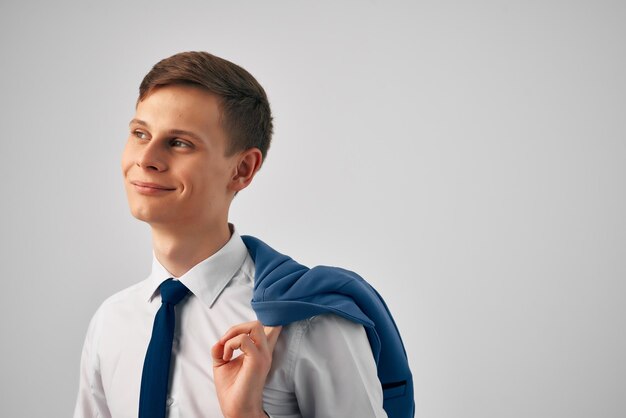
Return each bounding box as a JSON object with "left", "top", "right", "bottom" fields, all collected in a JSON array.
[{"left": 121, "top": 84, "right": 238, "bottom": 228}]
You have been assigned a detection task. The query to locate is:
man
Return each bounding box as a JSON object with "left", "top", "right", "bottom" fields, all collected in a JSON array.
[{"left": 74, "top": 51, "right": 408, "bottom": 418}]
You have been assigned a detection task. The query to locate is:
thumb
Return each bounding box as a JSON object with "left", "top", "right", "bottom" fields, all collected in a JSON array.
[{"left": 264, "top": 326, "right": 282, "bottom": 353}]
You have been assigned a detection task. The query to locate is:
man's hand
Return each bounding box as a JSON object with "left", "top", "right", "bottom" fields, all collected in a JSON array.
[{"left": 211, "top": 321, "right": 282, "bottom": 418}]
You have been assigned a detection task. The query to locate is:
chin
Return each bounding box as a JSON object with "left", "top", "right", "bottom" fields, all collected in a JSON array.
[{"left": 129, "top": 205, "right": 168, "bottom": 224}]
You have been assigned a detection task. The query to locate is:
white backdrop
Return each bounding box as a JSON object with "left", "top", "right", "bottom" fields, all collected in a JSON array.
[{"left": 1, "top": 1, "right": 624, "bottom": 417}]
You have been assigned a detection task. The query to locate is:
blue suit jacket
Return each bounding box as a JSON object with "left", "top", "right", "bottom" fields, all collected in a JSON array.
[{"left": 242, "top": 235, "right": 415, "bottom": 418}]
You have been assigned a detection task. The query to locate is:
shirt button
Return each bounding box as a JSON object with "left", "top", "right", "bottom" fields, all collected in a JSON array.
[{"left": 166, "top": 397, "right": 174, "bottom": 407}]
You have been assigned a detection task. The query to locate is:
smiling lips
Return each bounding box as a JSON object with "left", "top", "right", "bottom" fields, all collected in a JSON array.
[{"left": 131, "top": 180, "right": 176, "bottom": 195}]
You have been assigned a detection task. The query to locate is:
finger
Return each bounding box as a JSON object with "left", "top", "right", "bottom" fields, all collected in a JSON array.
[
  {"left": 220, "top": 321, "right": 269, "bottom": 355},
  {"left": 264, "top": 326, "right": 282, "bottom": 353},
  {"left": 219, "top": 320, "right": 264, "bottom": 345},
  {"left": 222, "top": 334, "right": 260, "bottom": 362},
  {"left": 246, "top": 321, "right": 270, "bottom": 351},
  {"left": 211, "top": 340, "right": 226, "bottom": 367}
]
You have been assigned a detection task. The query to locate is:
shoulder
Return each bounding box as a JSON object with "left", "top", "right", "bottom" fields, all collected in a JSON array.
[
  {"left": 267, "top": 314, "right": 372, "bottom": 386},
  {"left": 95, "top": 280, "right": 148, "bottom": 317},
  {"left": 277, "top": 314, "right": 372, "bottom": 364},
  {"left": 299, "top": 314, "right": 371, "bottom": 354},
  {"left": 300, "top": 313, "right": 367, "bottom": 339},
  {"left": 84, "top": 280, "right": 151, "bottom": 342},
  {"left": 276, "top": 313, "right": 367, "bottom": 344},
  {"left": 78, "top": 280, "right": 150, "bottom": 369}
]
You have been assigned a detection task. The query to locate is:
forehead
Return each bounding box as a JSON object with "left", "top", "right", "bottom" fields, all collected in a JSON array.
[{"left": 134, "top": 84, "right": 222, "bottom": 132}]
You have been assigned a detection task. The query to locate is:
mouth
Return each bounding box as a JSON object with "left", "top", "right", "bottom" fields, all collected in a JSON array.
[{"left": 130, "top": 180, "right": 176, "bottom": 194}]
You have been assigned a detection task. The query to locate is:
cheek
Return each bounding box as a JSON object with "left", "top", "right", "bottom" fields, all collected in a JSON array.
[{"left": 182, "top": 166, "right": 230, "bottom": 197}]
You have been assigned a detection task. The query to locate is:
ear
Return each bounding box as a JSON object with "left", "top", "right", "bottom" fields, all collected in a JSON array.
[{"left": 229, "top": 147, "right": 263, "bottom": 193}]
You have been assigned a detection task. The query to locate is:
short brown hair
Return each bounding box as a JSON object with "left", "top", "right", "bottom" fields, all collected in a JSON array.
[{"left": 138, "top": 51, "right": 273, "bottom": 162}]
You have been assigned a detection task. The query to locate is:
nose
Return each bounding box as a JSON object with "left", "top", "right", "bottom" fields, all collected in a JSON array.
[{"left": 137, "top": 140, "right": 167, "bottom": 172}]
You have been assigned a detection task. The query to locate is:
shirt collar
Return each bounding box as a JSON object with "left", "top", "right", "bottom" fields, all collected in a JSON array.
[{"left": 143, "top": 226, "right": 249, "bottom": 309}]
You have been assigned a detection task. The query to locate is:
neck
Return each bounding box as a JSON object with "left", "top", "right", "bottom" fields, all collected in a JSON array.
[{"left": 150, "top": 221, "right": 232, "bottom": 278}]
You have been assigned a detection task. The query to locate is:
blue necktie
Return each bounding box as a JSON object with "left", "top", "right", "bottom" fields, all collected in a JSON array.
[{"left": 139, "top": 278, "right": 189, "bottom": 418}]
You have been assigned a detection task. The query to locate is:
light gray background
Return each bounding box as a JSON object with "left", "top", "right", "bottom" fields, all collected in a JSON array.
[{"left": 1, "top": 1, "right": 624, "bottom": 417}]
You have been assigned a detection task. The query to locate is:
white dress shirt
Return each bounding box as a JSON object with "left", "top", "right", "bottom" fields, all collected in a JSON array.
[{"left": 73, "top": 228, "right": 387, "bottom": 418}]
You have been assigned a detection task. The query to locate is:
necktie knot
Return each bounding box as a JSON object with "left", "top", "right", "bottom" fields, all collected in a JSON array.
[{"left": 159, "top": 279, "right": 189, "bottom": 305}]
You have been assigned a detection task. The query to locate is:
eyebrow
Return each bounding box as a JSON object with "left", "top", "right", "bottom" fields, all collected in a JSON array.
[{"left": 129, "top": 118, "right": 204, "bottom": 142}]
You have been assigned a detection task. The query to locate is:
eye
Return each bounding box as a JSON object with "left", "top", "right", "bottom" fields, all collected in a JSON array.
[
  {"left": 171, "top": 139, "right": 191, "bottom": 148},
  {"left": 133, "top": 130, "right": 148, "bottom": 140}
]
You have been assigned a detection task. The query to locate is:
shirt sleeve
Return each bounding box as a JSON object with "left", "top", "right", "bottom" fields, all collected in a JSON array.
[
  {"left": 73, "top": 310, "right": 112, "bottom": 418},
  {"left": 292, "top": 314, "right": 388, "bottom": 418}
]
